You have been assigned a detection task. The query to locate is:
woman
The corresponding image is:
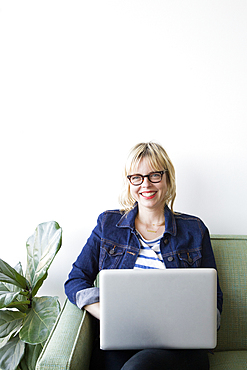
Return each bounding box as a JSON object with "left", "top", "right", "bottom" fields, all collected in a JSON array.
[{"left": 65, "top": 142, "right": 223, "bottom": 370}]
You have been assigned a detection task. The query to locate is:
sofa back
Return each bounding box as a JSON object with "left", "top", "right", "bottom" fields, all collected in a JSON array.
[{"left": 211, "top": 235, "right": 247, "bottom": 351}]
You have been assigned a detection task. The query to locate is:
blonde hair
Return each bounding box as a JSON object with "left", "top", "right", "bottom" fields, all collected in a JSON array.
[{"left": 119, "top": 142, "right": 176, "bottom": 213}]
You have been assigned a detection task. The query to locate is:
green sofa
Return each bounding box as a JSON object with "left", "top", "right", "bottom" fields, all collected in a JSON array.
[{"left": 36, "top": 235, "right": 247, "bottom": 369}]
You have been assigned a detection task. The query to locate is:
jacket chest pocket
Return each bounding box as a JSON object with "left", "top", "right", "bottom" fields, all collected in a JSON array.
[
  {"left": 99, "top": 244, "right": 125, "bottom": 270},
  {"left": 178, "top": 249, "right": 202, "bottom": 267}
]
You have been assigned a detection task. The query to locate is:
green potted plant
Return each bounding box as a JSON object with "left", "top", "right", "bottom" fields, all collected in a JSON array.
[{"left": 0, "top": 221, "right": 62, "bottom": 370}]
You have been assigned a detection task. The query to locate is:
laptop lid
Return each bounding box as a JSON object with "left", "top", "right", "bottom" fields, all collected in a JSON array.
[{"left": 99, "top": 268, "right": 217, "bottom": 350}]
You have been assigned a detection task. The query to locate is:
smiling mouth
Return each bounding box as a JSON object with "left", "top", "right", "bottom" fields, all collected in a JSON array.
[{"left": 141, "top": 191, "right": 157, "bottom": 199}]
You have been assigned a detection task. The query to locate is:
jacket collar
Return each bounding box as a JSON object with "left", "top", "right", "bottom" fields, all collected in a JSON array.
[{"left": 117, "top": 203, "right": 177, "bottom": 236}]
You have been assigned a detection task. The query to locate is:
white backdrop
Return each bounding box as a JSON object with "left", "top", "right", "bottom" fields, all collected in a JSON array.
[{"left": 1, "top": 0, "right": 246, "bottom": 304}]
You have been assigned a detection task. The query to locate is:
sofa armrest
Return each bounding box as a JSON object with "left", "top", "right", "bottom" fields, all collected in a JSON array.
[{"left": 36, "top": 299, "right": 96, "bottom": 370}]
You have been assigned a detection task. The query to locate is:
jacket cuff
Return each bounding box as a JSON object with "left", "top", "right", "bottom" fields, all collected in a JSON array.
[{"left": 76, "top": 287, "right": 100, "bottom": 309}]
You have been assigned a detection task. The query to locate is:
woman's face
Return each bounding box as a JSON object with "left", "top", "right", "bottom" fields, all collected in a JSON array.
[{"left": 129, "top": 157, "right": 168, "bottom": 213}]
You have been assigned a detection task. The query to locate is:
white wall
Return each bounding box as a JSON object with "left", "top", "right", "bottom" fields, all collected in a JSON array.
[{"left": 1, "top": 0, "right": 246, "bottom": 305}]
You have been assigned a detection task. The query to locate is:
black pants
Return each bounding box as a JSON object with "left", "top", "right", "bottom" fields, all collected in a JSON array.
[{"left": 90, "top": 338, "right": 210, "bottom": 370}]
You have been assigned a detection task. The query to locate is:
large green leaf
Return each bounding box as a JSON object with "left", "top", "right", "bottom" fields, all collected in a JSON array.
[
  {"left": 0, "top": 335, "right": 25, "bottom": 370},
  {"left": 0, "top": 310, "right": 25, "bottom": 349},
  {"left": 14, "top": 262, "right": 24, "bottom": 277},
  {"left": 19, "top": 342, "right": 44, "bottom": 370},
  {"left": 19, "top": 296, "right": 60, "bottom": 344},
  {"left": 0, "top": 286, "right": 22, "bottom": 309},
  {"left": 25, "top": 221, "right": 62, "bottom": 295},
  {"left": 0, "top": 263, "right": 30, "bottom": 310},
  {"left": 0, "top": 259, "right": 30, "bottom": 291}
]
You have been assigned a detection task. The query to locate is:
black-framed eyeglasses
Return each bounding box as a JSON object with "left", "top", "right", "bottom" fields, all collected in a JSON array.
[{"left": 127, "top": 170, "right": 166, "bottom": 186}]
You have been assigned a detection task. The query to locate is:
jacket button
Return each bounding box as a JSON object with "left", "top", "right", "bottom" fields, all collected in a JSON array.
[
  {"left": 164, "top": 238, "right": 169, "bottom": 245},
  {"left": 109, "top": 248, "right": 115, "bottom": 255},
  {"left": 167, "top": 256, "right": 174, "bottom": 262}
]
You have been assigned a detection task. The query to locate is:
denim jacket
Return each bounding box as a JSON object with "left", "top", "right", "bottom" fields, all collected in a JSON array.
[{"left": 65, "top": 204, "right": 223, "bottom": 314}]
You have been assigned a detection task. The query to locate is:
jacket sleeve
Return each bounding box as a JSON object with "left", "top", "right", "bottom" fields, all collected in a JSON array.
[
  {"left": 64, "top": 213, "right": 104, "bottom": 308},
  {"left": 201, "top": 227, "right": 223, "bottom": 314}
]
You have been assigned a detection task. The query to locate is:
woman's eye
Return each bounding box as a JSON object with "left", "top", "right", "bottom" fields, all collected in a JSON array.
[{"left": 150, "top": 173, "right": 159, "bottom": 178}]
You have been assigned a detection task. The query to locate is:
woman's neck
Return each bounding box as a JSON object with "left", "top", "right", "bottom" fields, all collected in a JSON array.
[
  {"left": 135, "top": 208, "right": 165, "bottom": 240},
  {"left": 136, "top": 207, "right": 165, "bottom": 226}
]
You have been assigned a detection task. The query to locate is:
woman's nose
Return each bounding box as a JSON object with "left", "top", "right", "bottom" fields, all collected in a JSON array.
[{"left": 142, "top": 176, "right": 152, "bottom": 186}]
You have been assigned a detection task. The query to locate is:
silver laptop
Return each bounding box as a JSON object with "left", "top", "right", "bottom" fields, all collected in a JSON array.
[{"left": 99, "top": 268, "right": 217, "bottom": 350}]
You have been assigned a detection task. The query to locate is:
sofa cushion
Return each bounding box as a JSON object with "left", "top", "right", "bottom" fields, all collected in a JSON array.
[
  {"left": 36, "top": 300, "right": 96, "bottom": 370},
  {"left": 209, "top": 350, "right": 247, "bottom": 369},
  {"left": 211, "top": 235, "right": 247, "bottom": 351}
]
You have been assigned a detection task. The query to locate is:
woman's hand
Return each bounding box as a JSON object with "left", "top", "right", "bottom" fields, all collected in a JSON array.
[{"left": 84, "top": 302, "right": 100, "bottom": 320}]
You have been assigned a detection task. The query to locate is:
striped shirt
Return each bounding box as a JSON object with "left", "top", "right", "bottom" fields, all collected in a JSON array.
[{"left": 134, "top": 232, "right": 166, "bottom": 270}]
